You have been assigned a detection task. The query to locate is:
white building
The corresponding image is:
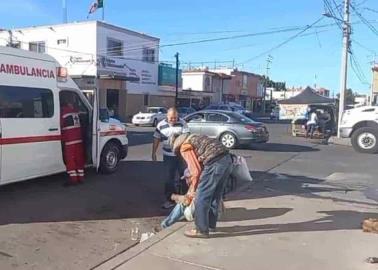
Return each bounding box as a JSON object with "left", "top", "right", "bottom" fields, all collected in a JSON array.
[{"left": 0, "top": 21, "right": 172, "bottom": 121}]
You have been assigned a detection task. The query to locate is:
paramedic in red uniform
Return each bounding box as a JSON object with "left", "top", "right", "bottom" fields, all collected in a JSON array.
[{"left": 60, "top": 96, "right": 85, "bottom": 186}]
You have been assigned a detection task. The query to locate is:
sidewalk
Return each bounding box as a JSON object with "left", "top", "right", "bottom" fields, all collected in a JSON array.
[{"left": 95, "top": 185, "right": 378, "bottom": 270}]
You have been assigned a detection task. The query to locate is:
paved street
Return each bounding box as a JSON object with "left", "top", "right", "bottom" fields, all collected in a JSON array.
[{"left": 1, "top": 121, "right": 378, "bottom": 270}]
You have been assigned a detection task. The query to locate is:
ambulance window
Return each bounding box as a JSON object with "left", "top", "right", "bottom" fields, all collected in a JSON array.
[
  {"left": 59, "top": 91, "right": 88, "bottom": 115},
  {"left": 0, "top": 86, "right": 53, "bottom": 118}
]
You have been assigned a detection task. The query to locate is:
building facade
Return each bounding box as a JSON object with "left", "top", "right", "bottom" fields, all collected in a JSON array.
[
  {"left": 0, "top": 21, "right": 167, "bottom": 121},
  {"left": 182, "top": 70, "right": 231, "bottom": 108},
  {"left": 209, "top": 68, "right": 264, "bottom": 111}
]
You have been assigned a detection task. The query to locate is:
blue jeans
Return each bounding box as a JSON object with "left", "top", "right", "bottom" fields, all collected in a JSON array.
[
  {"left": 161, "top": 203, "right": 185, "bottom": 228},
  {"left": 195, "top": 154, "right": 233, "bottom": 233},
  {"left": 163, "top": 155, "right": 186, "bottom": 201},
  {"left": 306, "top": 124, "right": 316, "bottom": 137}
]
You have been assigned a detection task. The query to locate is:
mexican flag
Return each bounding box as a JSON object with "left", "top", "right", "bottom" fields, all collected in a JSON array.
[{"left": 88, "top": 0, "right": 103, "bottom": 15}]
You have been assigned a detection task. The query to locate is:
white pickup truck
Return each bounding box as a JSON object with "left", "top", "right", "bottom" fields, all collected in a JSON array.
[{"left": 339, "top": 106, "right": 378, "bottom": 154}]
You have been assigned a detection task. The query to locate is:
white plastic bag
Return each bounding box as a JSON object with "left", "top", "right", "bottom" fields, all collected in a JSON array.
[
  {"left": 183, "top": 201, "right": 195, "bottom": 221},
  {"left": 231, "top": 155, "right": 253, "bottom": 182}
]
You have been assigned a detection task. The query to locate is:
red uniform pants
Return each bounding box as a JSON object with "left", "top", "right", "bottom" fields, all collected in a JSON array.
[{"left": 64, "top": 142, "right": 85, "bottom": 183}]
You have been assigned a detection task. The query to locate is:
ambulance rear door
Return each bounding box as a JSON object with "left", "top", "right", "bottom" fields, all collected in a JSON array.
[
  {"left": 92, "top": 86, "right": 100, "bottom": 171},
  {"left": 0, "top": 120, "right": 2, "bottom": 183},
  {"left": 0, "top": 85, "right": 64, "bottom": 184}
]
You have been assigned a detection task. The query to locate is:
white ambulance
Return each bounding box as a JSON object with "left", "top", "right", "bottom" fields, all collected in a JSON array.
[{"left": 0, "top": 46, "right": 128, "bottom": 185}]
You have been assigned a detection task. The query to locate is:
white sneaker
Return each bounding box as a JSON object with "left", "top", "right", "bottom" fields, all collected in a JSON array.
[{"left": 161, "top": 201, "right": 175, "bottom": 209}]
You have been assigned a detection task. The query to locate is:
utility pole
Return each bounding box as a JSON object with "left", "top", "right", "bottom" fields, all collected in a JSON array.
[
  {"left": 262, "top": 55, "right": 273, "bottom": 113},
  {"left": 175, "top": 53, "right": 180, "bottom": 106},
  {"left": 337, "top": 0, "right": 351, "bottom": 138}
]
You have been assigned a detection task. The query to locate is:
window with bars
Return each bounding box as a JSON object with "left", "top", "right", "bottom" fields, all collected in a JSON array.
[
  {"left": 143, "top": 48, "right": 155, "bottom": 63},
  {"left": 107, "top": 38, "right": 123, "bottom": 56},
  {"left": 29, "top": 41, "right": 46, "bottom": 53}
]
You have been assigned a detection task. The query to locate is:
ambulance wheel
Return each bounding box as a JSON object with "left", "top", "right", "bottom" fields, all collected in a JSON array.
[{"left": 100, "top": 142, "right": 120, "bottom": 174}]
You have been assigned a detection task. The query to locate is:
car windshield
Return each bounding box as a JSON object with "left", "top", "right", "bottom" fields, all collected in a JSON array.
[{"left": 146, "top": 108, "right": 159, "bottom": 113}]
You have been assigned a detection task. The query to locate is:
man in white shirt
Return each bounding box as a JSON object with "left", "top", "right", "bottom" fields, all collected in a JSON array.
[
  {"left": 306, "top": 110, "right": 318, "bottom": 139},
  {"left": 152, "top": 107, "right": 190, "bottom": 209}
]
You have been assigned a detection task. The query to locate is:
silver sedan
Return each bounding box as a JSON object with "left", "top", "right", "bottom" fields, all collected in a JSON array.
[{"left": 184, "top": 110, "right": 269, "bottom": 149}]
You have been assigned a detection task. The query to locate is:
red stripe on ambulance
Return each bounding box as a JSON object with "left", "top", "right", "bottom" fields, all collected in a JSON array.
[{"left": 0, "top": 135, "right": 61, "bottom": 145}]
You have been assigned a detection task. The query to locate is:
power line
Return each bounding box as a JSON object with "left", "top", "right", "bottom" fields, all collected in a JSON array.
[
  {"left": 349, "top": 47, "right": 369, "bottom": 84},
  {"left": 364, "top": 7, "right": 378, "bottom": 14},
  {"left": 240, "top": 17, "right": 325, "bottom": 65},
  {"left": 351, "top": 3, "right": 378, "bottom": 36},
  {"left": 2, "top": 19, "right": 378, "bottom": 66},
  {"left": 331, "top": 0, "right": 344, "bottom": 17},
  {"left": 323, "top": 0, "right": 343, "bottom": 30},
  {"left": 352, "top": 39, "right": 377, "bottom": 54}
]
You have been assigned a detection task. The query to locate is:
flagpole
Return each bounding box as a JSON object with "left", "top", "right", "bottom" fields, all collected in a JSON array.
[
  {"left": 102, "top": 0, "right": 105, "bottom": 21},
  {"left": 63, "top": 0, "right": 67, "bottom": 23}
]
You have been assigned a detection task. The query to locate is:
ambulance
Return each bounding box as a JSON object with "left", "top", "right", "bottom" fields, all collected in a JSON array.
[{"left": 0, "top": 46, "right": 128, "bottom": 185}]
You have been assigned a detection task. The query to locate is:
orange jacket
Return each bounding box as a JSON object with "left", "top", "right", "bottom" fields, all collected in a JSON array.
[{"left": 180, "top": 143, "right": 202, "bottom": 206}]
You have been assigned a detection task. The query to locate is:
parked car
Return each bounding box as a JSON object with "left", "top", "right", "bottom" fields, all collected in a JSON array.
[
  {"left": 132, "top": 107, "right": 167, "bottom": 127},
  {"left": 205, "top": 103, "right": 247, "bottom": 114},
  {"left": 205, "top": 103, "right": 256, "bottom": 120},
  {"left": 177, "top": 107, "right": 196, "bottom": 118},
  {"left": 340, "top": 106, "right": 378, "bottom": 154},
  {"left": 184, "top": 110, "right": 269, "bottom": 149}
]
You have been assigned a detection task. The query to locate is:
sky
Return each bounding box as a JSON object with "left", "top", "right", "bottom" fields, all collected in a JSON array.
[{"left": 0, "top": 0, "right": 377, "bottom": 95}]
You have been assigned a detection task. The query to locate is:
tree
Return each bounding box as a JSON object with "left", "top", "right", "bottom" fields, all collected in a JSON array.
[{"left": 337, "top": 88, "right": 355, "bottom": 105}]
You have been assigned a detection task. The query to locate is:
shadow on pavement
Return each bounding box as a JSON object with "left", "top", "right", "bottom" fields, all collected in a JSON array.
[
  {"left": 0, "top": 161, "right": 169, "bottom": 225},
  {"left": 216, "top": 170, "right": 378, "bottom": 238},
  {"left": 213, "top": 210, "right": 378, "bottom": 238},
  {"left": 248, "top": 143, "right": 319, "bottom": 152},
  {"left": 226, "top": 170, "right": 378, "bottom": 207},
  {"left": 220, "top": 207, "right": 293, "bottom": 222}
]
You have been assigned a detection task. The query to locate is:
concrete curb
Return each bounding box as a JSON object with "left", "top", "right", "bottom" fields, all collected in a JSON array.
[
  {"left": 92, "top": 222, "right": 186, "bottom": 270},
  {"left": 328, "top": 136, "right": 352, "bottom": 147}
]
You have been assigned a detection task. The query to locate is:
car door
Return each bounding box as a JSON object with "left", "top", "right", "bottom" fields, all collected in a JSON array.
[
  {"left": 185, "top": 112, "right": 206, "bottom": 135},
  {"left": 202, "top": 112, "right": 229, "bottom": 138},
  {"left": 0, "top": 85, "right": 64, "bottom": 184}
]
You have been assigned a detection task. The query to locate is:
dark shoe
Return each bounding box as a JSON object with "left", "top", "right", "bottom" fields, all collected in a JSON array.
[
  {"left": 209, "top": 228, "right": 216, "bottom": 233},
  {"left": 184, "top": 229, "right": 209, "bottom": 238}
]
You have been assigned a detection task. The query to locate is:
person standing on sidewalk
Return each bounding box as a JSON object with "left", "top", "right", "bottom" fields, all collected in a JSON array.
[
  {"left": 152, "top": 107, "right": 189, "bottom": 209},
  {"left": 170, "top": 133, "right": 233, "bottom": 238}
]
